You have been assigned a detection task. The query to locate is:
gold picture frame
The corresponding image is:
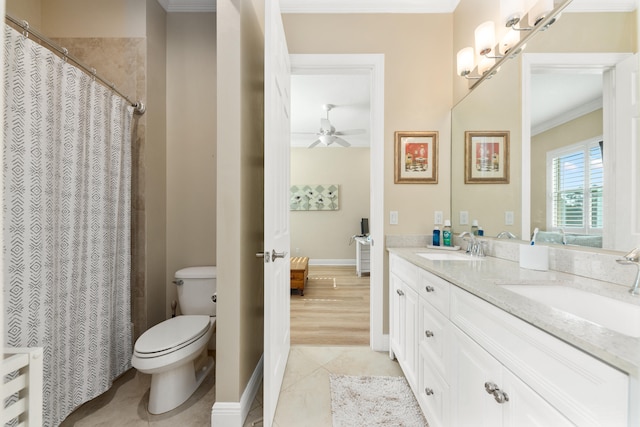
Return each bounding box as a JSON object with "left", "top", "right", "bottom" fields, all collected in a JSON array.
[
  {"left": 464, "top": 131, "right": 510, "bottom": 184},
  {"left": 394, "top": 131, "right": 438, "bottom": 184}
]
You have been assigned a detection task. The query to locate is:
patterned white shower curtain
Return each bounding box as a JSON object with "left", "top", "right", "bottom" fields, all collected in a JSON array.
[{"left": 3, "top": 24, "right": 133, "bottom": 426}]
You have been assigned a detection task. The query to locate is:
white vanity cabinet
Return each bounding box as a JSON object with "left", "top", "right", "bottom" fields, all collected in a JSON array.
[{"left": 388, "top": 253, "right": 631, "bottom": 426}]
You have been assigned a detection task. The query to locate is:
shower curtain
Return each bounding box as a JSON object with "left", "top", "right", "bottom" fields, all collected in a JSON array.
[{"left": 3, "top": 24, "right": 133, "bottom": 426}]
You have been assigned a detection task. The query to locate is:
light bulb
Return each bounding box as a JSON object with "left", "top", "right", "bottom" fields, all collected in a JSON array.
[
  {"left": 475, "top": 21, "right": 496, "bottom": 56},
  {"left": 456, "top": 47, "right": 475, "bottom": 76}
]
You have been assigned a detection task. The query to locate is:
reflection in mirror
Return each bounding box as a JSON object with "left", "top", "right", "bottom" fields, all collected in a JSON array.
[
  {"left": 451, "top": 7, "right": 638, "bottom": 252},
  {"left": 530, "top": 69, "right": 604, "bottom": 248}
]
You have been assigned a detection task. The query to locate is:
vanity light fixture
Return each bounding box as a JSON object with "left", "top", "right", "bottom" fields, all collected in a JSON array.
[
  {"left": 456, "top": 0, "right": 572, "bottom": 89},
  {"left": 456, "top": 47, "right": 479, "bottom": 79},
  {"left": 475, "top": 21, "right": 496, "bottom": 57},
  {"left": 528, "top": 0, "right": 554, "bottom": 27}
]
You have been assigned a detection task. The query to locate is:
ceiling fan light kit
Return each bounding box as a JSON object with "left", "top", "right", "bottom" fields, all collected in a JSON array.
[{"left": 296, "top": 103, "right": 366, "bottom": 148}]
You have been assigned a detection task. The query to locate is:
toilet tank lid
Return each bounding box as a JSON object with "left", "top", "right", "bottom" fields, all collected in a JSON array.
[{"left": 175, "top": 266, "right": 217, "bottom": 279}]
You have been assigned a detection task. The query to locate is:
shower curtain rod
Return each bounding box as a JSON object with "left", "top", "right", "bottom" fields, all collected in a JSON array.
[{"left": 5, "top": 13, "right": 146, "bottom": 115}]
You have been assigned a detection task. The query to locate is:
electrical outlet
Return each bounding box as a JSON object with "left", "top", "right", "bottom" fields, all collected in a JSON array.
[
  {"left": 505, "top": 211, "right": 514, "bottom": 225},
  {"left": 434, "top": 211, "right": 443, "bottom": 225},
  {"left": 459, "top": 211, "right": 469, "bottom": 225},
  {"left": 390, "top": 211, "right": 399, "bottom": 225}
]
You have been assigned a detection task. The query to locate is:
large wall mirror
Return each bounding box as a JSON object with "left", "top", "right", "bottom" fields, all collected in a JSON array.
[{"left": 451, "top": 2, "right": 638, "bottom": 252}]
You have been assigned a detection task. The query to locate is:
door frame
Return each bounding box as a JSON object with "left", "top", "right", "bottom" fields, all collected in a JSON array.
[{"left": 290, "top": 54, "right": 386, "bottom": 351}]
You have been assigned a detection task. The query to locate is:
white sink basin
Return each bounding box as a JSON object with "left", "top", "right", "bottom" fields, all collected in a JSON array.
[
  {"left": 417, "top": 252, "right": 482, "bottom": 261},
  {"left": 500, "top": 284, "right": 640, "bottom": 338}
]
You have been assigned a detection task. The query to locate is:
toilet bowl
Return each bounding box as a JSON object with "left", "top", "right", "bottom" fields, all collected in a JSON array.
[
  {"left": 132, "top": 315, "right": 215, "bottom": 414},
  {"left": 132, "top": 266, "right": 218, "bottom": 415}
]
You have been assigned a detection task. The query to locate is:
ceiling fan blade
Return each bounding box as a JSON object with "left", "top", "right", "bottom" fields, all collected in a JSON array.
[
  {"left": 308, "top": 139, "right": 322, "bottom": 148},
  {"left": 334, "top": 137, "right": 351, "bottom": 147},
  {"left": 335, "top": 129, "right": 366, "bottom": 136}
]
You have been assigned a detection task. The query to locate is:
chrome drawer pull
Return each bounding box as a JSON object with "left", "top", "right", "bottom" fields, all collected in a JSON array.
[
  {"left": 396, "top": 289, "right": 405, "bottom": 296},
  {"left": 425, "top": 387, "right": 434, "bottom": 396},
  {"left": 425, "top": 330, "right": 434, "bottom": 338},
  {"left": 425, "top": 285, "right": 435, "bottom": 292}
]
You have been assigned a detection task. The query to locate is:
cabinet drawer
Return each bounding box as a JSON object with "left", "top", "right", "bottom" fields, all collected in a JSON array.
[
  {"left": 451, "top": 287, "right": 629, "bottom": 426},
  {"left": 419, "top": 269, "right": 450, "bottom": 316},
  {"left": 418, "top": 348, "right": 450, "bottom": 427},
  {"left": 389, "top": 253, "right": 418, "bottom": 288},
  {"left": 419, "top": 299, "right": 450, "bottom": 378}
]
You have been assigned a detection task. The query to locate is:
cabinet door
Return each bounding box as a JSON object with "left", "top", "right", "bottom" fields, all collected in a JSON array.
[
  {"left": 402, "top": 283, "right": 418, "bottom": 390},
  {"left": 389, "top": 274, "right": 404, "bottom": 361},
  {"left": 418, "top": 347, "right": 450, "bottom": 427},
  {"left": 450, "top": 326, "right": 503, "bottom": 427},
  {"left": 501, "top": 369, "right": 573, "bottom": 427}
]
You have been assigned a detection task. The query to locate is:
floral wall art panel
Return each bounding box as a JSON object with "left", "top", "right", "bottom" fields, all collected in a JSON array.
[{"left": 290, "top": 184, "right": 339, "bottom": 211}]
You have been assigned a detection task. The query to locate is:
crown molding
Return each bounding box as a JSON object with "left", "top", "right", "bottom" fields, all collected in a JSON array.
[
  {"left": 280, "top": 0, "right": 460, "bottom": 14},
  {"left": 156, "top": 0, "right": 635, "bottom": 14},
  {"left": 532, "top": 97, "right": 602, "bottom": 136},
  {"left": 156, "top": 0, "right": 216, "bottom": 12},
  {"left": 565, "top": 0, "right": 637, "bottom": 12}
]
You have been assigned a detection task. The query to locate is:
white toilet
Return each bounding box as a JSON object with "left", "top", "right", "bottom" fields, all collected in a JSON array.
[{"left": 132, "top": 266, "right": 217, "bottom": 414}]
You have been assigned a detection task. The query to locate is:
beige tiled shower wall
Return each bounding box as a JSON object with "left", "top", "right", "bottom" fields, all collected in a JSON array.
[{"left": 53, "top": 37, "right": 148, "bottom": 342}]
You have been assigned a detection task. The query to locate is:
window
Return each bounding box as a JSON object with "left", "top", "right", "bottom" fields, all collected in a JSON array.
[{"left": 546, "top": 138, "right": 603, "bottom": 235}]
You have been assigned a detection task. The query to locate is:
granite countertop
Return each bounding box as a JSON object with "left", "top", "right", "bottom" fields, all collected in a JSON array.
[{"left": 387, "top": 247, "right": 640, "bottom": 377}]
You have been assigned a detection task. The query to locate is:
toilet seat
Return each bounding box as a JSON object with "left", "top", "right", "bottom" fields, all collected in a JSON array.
[{"left": 134, "top": 315, "right": 210, "bottom": 359}]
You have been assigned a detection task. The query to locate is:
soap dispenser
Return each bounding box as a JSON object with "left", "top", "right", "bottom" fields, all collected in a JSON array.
[
  {"left": 443, "top": 220, "right": 452, "bottom": 247},
  {"left": 432, "top": 226, "right": 440, "bottom": 246}
]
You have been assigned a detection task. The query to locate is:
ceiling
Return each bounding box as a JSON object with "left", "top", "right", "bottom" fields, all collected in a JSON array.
[
  {"left": 157, "top": 0, "right": 637, "bottom": 13},
  {"left": 531, "top": 72, "right": 603, "bottom": 135},
  {"left": 290, "top": 74, "right": 371, "bottom": 148}
]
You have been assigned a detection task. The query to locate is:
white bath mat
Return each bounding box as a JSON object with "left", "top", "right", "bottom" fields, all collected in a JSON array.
[{"left": 329, "top": 374, "right": 429, "bottom": 426}]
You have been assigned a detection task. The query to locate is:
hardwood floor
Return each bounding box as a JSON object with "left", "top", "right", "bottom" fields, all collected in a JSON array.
[{"left": 290, "top": 265, "right": 370, "bottom": 345}]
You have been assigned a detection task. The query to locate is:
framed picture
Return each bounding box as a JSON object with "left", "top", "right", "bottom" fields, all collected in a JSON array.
[
  {"left": 464, "top": 131, "right": 510, "bottom": 184},
  {"left": 394, "top": 131, "right": 438, "bottom": 184}
]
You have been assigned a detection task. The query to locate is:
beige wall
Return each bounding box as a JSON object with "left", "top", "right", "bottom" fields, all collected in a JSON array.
[
  {"left": 144, "top": 0, "right": 168, "bottom": 330},
  {"left": 216, "top": 0, "right": 265, "bottom": 403},
  {"left": 290, "top": 148, "right": 370, "bottom": 261},
  {"left": 166, "top": 13, "right": 217, "bottom": 315},
  {"left": 530, "top": 109, "right": 603, "bottom": 231},
  {"left": 6, "top": 0, "right": 40, "bottom": 26},
  {"left": 284, "top": 14, "right": 453, "bottom": 236}
]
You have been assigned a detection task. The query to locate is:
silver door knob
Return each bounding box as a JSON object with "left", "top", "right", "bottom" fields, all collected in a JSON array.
[{"left": 272, "top": 249, "right": 287, "bottom": 259}]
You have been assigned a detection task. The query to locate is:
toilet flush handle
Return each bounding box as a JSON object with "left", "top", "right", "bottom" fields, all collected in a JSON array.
[{"left": 172, "top": 279, "right": 184, "bottom": 286}]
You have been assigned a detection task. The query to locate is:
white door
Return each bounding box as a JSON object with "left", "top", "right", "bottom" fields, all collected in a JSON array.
[{"left": 263, "top": 0, "right": 291, "bottom": 426}]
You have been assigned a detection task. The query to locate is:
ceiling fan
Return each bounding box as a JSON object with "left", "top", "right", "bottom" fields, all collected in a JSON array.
[{"left": 294, "top": 104, "right": 365, "bottom": 148}]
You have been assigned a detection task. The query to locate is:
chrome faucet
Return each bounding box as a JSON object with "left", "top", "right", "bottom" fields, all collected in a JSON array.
[
  {"left": 616, "top": 248, "right": 640, "bottom": 296},
  {"left": 459, "top": 232, "right": 485, "bottom": 257},
  {"left": 496, "top": 231, "right": 517, "bottom": 239}
]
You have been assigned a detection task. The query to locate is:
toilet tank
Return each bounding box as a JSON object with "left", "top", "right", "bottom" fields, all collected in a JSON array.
[{"left": 175, "top": 266, "right": 217, "bottom": 316}]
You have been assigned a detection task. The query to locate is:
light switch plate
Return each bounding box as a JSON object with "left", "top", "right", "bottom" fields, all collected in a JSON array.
[
  {"left": 390, "top": 211, "right": 399, "bottom": 225},
  {"left": 434, "top": 211, "right": 443, "bottom": 225},
  {"left": 459, "top": 211, "right": 469, "bottom": 225},
  {"left": 505, "top": 211, "right": 514, "bottom": 225}
]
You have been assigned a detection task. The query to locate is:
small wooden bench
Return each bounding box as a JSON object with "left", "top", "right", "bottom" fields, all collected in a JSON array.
[{"left": 290, "top": 256, "right": 309, "bottom": 296}]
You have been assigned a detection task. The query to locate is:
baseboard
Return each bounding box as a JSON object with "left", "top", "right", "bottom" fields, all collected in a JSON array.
[
  {"left": 308, "top": 258, "right": 356, "bottom": 266},
  {"left": 211, "top": 354, "right": 264, "bottom": 426}
]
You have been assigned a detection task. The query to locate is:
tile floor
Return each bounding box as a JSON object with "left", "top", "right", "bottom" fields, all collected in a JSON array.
[{"left": 60, "top": 345, "right": 404, "bottom": 426}]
